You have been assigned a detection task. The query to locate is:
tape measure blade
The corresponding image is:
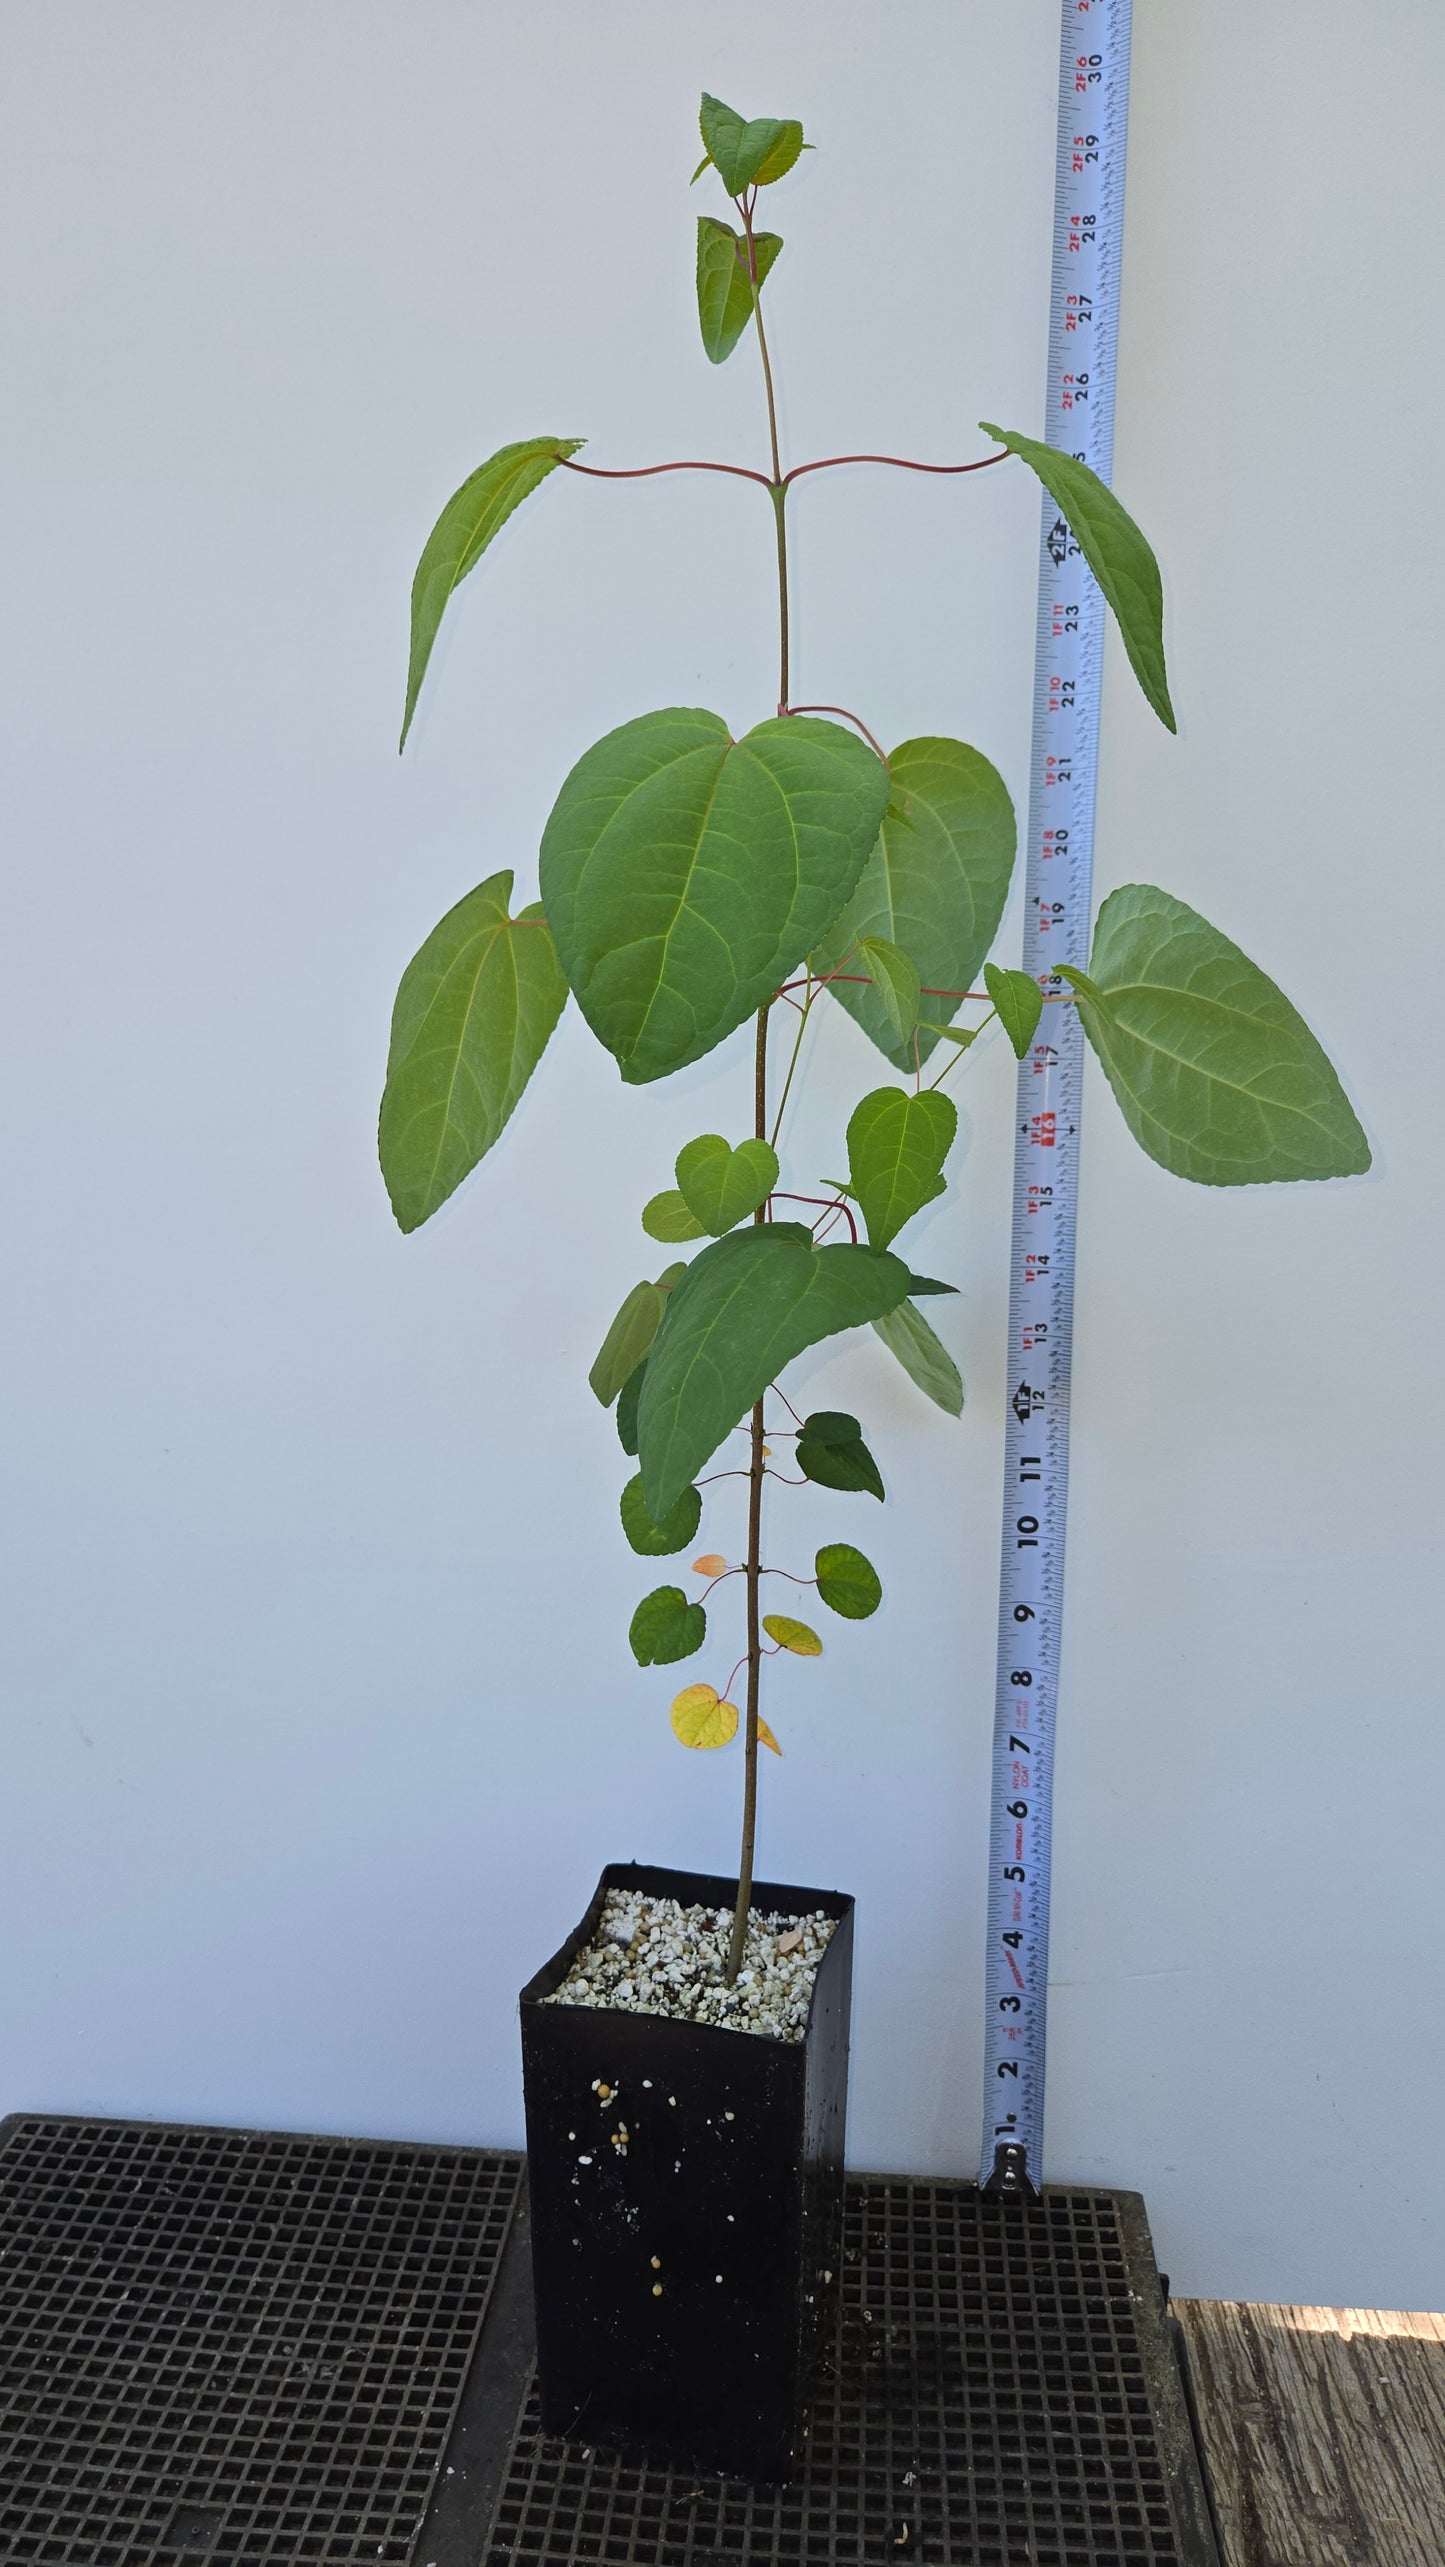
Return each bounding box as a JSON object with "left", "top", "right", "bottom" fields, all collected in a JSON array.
[{"left": 979, "top": 0, "right": 1133, "bottom": 2196}]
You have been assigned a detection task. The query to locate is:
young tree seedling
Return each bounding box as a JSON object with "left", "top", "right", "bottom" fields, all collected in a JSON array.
[{"left": 380, "top": 92, "right": 1370, "bottom": 1988}]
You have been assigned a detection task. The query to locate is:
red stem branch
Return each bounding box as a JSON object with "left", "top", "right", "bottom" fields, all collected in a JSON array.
[
  {"left": 780, "top": 702, "right": 888, "bottom": 762},
  {"left": 560, "top": 456, "right": 773, "bottom": 489},
  {"left": 782, "top": 449, "right": 1010, "bottom": 487}
]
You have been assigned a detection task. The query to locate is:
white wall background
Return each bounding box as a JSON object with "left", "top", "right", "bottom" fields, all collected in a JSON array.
[{"left": 2, "top": 1, "right": 1440, "bottom": 2307}]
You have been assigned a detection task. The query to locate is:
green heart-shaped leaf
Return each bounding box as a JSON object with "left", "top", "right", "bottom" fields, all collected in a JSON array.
[
  {"left": 589, "top": 1263, "right": 686, "bottom": 1408},
  {"left": 696, "top": 217, "right": 782, "bottom": 365},
  {"left": 636, "top": 1223, "right": 916, "bottom": 1517},
  {"left": 641, "top": 1190, "right": 707, "bottom": 1243},
  {"left": 540, "top": 709, "right": 889, "bottom": 1086},
  {"left": 980, "top": 424, "right": 1175, "bottom": 732},
  {"left": 379, "top": 870, "right": 568, "bottom": 1233},
  {"left": 984, "top": 963, "right": 1044, "bottom": 1059},
  {"left": 846, "top": 1087, "right": 958, "bottom": 1250},
  {"left": 856, "top": 936, "right": 922, "bottom": 1050},
  {"left": 815, "top": 1542, "right": 882, "bottom": 1619},
  {"left": 812, "top": 738, "right": 1016, "bottom": 1067},
  {"left": 629, "top": 1585, "right": 707, "bottom": 1667},
  {"left": 872, "top": 1300, "right": 964, "bottom": 1415},
  {"left": 620, "top": 1474, "right": 703, "bottom": 1558},
  {"left": 400, "top": 437, "right": 583, "bottom": 748},
  {"left": 698, "top": 93, "right": 802, "bottom": 194},
  {"left": 1075, "top": 884, "right": 1371, "bottom": 1184},
  {"left": 796, "top": 1412, "right": 884, "bottom": 1500},
  {"left": 675, "top": 1134, "right": 779, "bottom": 1234}
]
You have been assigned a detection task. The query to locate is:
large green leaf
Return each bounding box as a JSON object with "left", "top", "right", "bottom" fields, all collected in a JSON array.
[
  {"left": 872, "top": 1301, "right": 964, "bottom": 1414},
  {"left": 675, "top": 1134, "right": 778, "bottom": 1233},
  {"left": 589, "top": 1263, "right": 686, "bottom": 1407},
  {"left": 980, "top": 424, "right": 1175, "bottom": 732},
  {"left": 636, "top": 1222, "right": 915, "bottom": 1516},
  {"left": 540, "top": 709, "right": 889, "bottom": 1085},
  {"left": 812, "top": 738, "right": 1016, "bottom": 1066},
  {"left": 400, "top": 437, "right": 582, "bottom": 748},
  {"left": 379, "top": 870, "right": 567, "bottom": 1233},
  {"left": 1072, "top": 884, "right": 1371, "bottom": 1185},
  {"left": 696, "top": 217, "right": 781, "bottom": 364},
  {"left": 846, "top": 1088, "right": 958, "bottom": 1250},
  {"left": 698, "top": 94, "right": 803, "bottom": 194}
]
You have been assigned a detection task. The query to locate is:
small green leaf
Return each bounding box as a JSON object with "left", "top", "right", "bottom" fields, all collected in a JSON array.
[
  {"left": 642, "top": 1189, "right": 707, "bottom": 1243},
  {"left": 698, "top": 93, "right": 802, "bottom": 195},
  {"left": 589, "top": 1263, "right": 685, "bottom": 1407},
  {"left": 812, "top": 737, "right": 1016, "bottom": 1068},
  {"left": 636, "top": 1224, "right": 917, "bottom": 1517},
  {"left": 541, "top": 709, "right": 889, "bottom": 1086},
  {"left": 620, "top": 1474, "right": 703, "bottom": 1558},
  {"left": 616, "top": 1359, "right": 647, "bottom": 1455},
  {"left": 856, "top": 936, "right": 922, "bottom": 1049},
  {"left": 675, "top": 1134, "right": 779, "bottom": 1234},
  {"left": 873, "top": 1301, "right": 964, "bottom": 1415},
  {"left": 797, "top": 1410, "right": 884, "bottom": 1500},
  {"left": 401, "top": 437, "right": 583, "bottom": 748},
  {"left": 797, "top": 1410, "right": 860, "bottom": 1448},
  {"left": 752, "top": 122, "right": 807, "bottom": 185},
  {"left": 935, "top": 1024, "right": 979, "bottom": 1050},
  {"left": 980, "top": 423, "right": 1175, "bottom": 731},
  {"left": 379, "top": 871, "right": 568, "bottom": 1233},
  {"left": 815, "top": 1542, "right": 882, "bottom": 1620},
  {"left": 696, "top": 217, "right": 782, "bottom": 365},
  {"left": 763, "top": 1613, "right": 822, "bottom": 1656},
  {"left": 846, "top": 1087, "right": 957, "bottom": 1250},
  {"left": 1077, "top": 884, "right": 1372, "bottom": 1184},
  {"left": 1054, "top": 963, "right": 1101, "bottom": 1004},
  {"left": 983, "top": 963, "right": 1044, "bottom": 1059},
  {"left": 629, "top": 1585, "right": 706, "bottom": 1667}
]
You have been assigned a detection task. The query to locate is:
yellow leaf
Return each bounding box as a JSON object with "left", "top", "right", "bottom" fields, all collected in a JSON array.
[
  {"left": 692, "top": 1553, "right": 727, "bottom": 1577},
  {"left": 757, "top": 1715, "right": 783, "bottom": 1756},
  {"left": 762, "top": 1613, "right": 823, "bottom": 1656},
  {"left": 670, "top": 1684, "right": 740, "bottom": 1750}
]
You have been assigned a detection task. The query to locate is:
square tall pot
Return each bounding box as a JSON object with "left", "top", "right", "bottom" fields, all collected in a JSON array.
[{"left": 519, "top": 1859, "right": 854, "bottom": 2483}]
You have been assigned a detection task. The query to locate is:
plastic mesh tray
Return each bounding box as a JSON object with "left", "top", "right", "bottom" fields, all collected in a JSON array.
[
  {"left": 482, "top": 2177, "right": 1220, "bottom": 2566},
  {"left": 0, "top": 2113, "right": 522, "bottom": 2565}
]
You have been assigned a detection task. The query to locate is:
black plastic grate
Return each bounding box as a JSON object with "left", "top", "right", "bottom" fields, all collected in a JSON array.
[
  {"left": 0, "top": 2114, "right": 523, "bottom": 2567},
  {"left": 483, "top": 2177, "right": 1218, "bottom": 2566}
]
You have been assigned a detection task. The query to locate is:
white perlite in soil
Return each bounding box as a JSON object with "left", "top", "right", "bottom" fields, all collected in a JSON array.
[{"left": 543, "top": 1889, "right": 835, "bottom": 2042}]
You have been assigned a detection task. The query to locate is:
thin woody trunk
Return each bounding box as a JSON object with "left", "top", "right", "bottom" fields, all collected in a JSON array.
[{"left": 724, "top": 1001, "right": 771, "bottom": 1986}]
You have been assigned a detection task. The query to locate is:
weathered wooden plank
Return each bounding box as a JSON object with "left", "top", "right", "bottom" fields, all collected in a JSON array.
[{"left": 1175, "top": 2299, "right": 1445, "bottom": 2567}]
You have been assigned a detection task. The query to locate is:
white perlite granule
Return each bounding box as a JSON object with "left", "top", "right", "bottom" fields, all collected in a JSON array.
[{"left": 543, "top": 1890, "right": 835, "bottom": 2042}]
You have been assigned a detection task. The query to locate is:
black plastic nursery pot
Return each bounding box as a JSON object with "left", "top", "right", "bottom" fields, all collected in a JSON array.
[{"left": 519, "top": 1859, "right": 855, "bottom": 2484}]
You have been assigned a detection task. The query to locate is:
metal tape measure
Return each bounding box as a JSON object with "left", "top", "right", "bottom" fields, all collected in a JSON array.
[{"left": 980, "top": 0, "right": 1133, "bottom": 2197}]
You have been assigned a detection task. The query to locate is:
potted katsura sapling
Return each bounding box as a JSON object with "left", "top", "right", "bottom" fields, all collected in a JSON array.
[{"left": 377, "top": 94, "right": 1369, "bottom": 2482}]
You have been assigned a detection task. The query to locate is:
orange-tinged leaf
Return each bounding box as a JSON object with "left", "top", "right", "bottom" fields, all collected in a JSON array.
[
  {"left": 757, "top": 1715, "right": 783, "bottom": 1756},
  {"left": 763, "top": 1613, "right": 823, "bottom": 1656},
  {"left": 670, "top": 1684, "right": 740, "bottom": 1750},
  {"left": 692, "top": 1553, "right": 727, "bottom": 1577}
]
